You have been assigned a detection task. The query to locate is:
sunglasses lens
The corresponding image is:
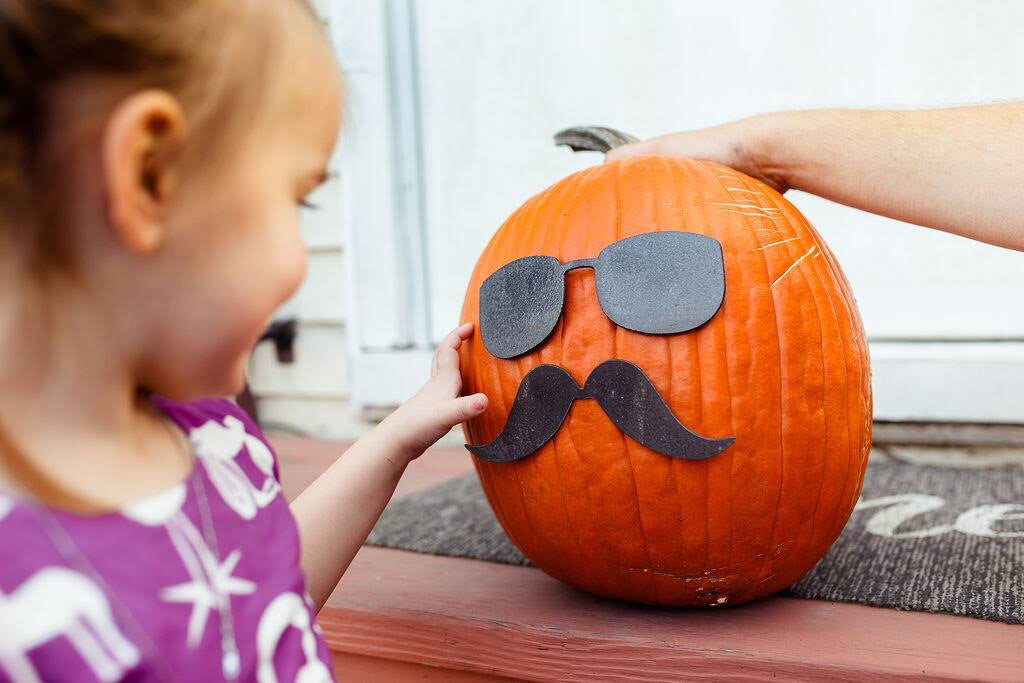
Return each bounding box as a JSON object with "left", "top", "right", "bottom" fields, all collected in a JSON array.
[
  {"left": 479, "top": 256, "right": 565, "bottom": 358},
  {"left": 595, "top": 231, "right": 725, "bottom": 334}
]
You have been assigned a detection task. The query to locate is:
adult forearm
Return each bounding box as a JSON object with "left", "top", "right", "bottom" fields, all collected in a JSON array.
[{"left": 751, "top": 105, "right": 1024, "bottom": 250}]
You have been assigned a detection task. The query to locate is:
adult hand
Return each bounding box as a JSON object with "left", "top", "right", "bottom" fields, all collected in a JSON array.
[{"left": 604, "top": 115, "right": 789, "bottom": 193}]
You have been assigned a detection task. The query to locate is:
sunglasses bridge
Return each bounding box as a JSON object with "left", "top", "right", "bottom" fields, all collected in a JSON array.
[{"left": 562, "top": 257, "right": 599, "bottom": 272}]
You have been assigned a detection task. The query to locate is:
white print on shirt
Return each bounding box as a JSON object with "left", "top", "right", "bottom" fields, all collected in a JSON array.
[
  {"left": 855, "top": 494, "right": 1024, "bottom": 539},
  {"left": 256, "top": 592, "right": 331, "bottom": 683},
  {"left": 122, "top": 483, "right": 256, "bottom": 649},
  {"left": 0, "top": 567, "right": 140, "bottom": 683},
  {"left": 121, "top": 483, "right": 188, "bottom": 526},
  {"left": 189, "top": 415, "right": 281, "bottom": 520},
  {"left": 301, "top": 591, "right": 324, "bottom": 638},
  {"left": 159, "top": 522, "right": 256, "bottom": 648},
  {"left": 0, "top": 496, "right": 12, "bottom": 524}
]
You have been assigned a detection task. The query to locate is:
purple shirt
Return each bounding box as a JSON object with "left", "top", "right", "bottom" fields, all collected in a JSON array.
[{"left": 0, "top": 397, "right": 335, "bottom": 682}]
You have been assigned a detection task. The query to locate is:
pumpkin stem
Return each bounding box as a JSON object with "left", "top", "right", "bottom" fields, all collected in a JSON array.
[{"left": 554, "top": 126, "right": 639, "bottom": 153}]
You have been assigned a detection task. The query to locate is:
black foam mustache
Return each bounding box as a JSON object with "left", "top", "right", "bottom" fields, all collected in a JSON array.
[{"left": 466, "top": 359, "right": 735, "bottom": 463}]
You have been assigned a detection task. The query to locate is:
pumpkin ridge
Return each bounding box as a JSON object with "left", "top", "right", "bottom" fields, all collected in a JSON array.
[
  {"left": 493, "top": 191, "right": 549, "bottom": 558},
  {"left": 565, "top": 164, "right": 638, "bottom": 594},
  {"left": 477, "top": 337, "right": 527, "bottom": 558},
  {"left": 791, "top": 209, "right": 867, "bottom": 543},
  {"left": 573, "top": 165, "right": 643, "bottom": 593},
  {"left": 662, "top": 181, "right": 709, "bottom": 600},
  {"left": 692, "top": 163, "right": 715, "bottom": 591},
  {"left": 808, "top": 263, "right": 852, "bottom": 557},
  {"left": 769, "top": 195, "right": 850, "bottom": 565},
  {"left": 760, "top": 192, "right": 831, "bottom": 589},
  {"left": 759, "top": 223, "right": 829, "bottom": 594},
  {"left": 660, "top": 159, "right": 698, "bottom": 600},
  {"left": 612, "top": 160, "right": 660, "bottom": 603},
  {"left": 713, "top": 170, "right": 783, "bottom": 599},
  {"left": 552, "top": 163, "right": 630, "bottom": 593},
  {"left": 791, "top": 244, "right": 834, "bottom": 569},
  {"left": 557, "top": 383, "right": 609, "bottom": 594},
  {"left": 508, "top": 182, "right": 569, "bottom": 579},
  {"left": 716, "top": 222, "right": 739, "bottom": 592},
  {"left": 648, "top": 158, "right": 695, "bottom": 601},
  {"left": 473, "top": 315, "right": 531, "bottom": 565},
  {"left": 822, "top": 234, "right": 873, "bottom": 484},
  {"left": 548, "top": 167, "right": 610, "bottom": 596},
  {"left": 734, "top": 177, "right": 790, "bottom": 601},
  {"left": 697, "top": 163, "right": 738, "bottom": 596},
  {"left": 831, "top": 280, "right": 872, "bottom": 538}
]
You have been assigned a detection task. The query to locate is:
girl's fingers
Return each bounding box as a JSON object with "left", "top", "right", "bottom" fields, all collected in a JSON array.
[
  {"left": 436, "top": 323, "right": 472, "bottom": 354},
  {"left": 432, "top": 321, "right": 475, "bottom": 376},
  {"left": 433, "top": 323, "right": 475, "bottom": 377},
  {"left": 434, "top": 344, "right": 463, "bottom": 378},
  {"left": 446, "top": 393, "right": 488, "bottom": 424}
]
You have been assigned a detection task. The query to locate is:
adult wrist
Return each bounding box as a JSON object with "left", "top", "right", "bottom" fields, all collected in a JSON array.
[{"left": 737, "top": 111, "right": 797, "bottom": 192}]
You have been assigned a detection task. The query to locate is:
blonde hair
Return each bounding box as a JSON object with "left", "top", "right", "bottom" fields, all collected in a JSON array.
[{"left": 0, "top": 0, "right": 319, "bottom": 511}]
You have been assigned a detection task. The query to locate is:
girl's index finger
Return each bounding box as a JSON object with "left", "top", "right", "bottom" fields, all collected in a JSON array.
[{"left": 440, "top": 322, "right": 474, "bottom": 350}]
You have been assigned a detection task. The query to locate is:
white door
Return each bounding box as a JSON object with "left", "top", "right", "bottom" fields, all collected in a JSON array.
[{"left": 337, "top": 0, "right": 1024, "bottom": 424}]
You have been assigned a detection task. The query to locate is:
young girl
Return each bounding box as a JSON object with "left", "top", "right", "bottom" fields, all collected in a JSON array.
[{"left": 0, "top": 1, "right": 486, "bottom": 680}]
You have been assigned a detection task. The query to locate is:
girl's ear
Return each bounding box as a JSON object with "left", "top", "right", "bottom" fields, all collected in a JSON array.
[{"left": 102, "top": 90, "right": 185, "bottom": 254}]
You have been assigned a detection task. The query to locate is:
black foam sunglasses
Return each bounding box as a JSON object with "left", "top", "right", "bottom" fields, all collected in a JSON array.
[{"left": 479, "top": 231, "right": 726, "bottom": 359}]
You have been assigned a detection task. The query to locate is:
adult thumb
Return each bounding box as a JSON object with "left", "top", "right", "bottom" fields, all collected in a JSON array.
[{"left": 604, "top": 140, "right": 657, "bottom": 162}]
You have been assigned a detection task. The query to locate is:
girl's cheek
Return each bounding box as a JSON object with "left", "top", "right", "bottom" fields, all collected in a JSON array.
[{"left": 281, "top": 239, "right": 308, "bottom": 303}]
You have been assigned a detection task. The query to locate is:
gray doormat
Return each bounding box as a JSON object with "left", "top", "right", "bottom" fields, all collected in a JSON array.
[{"left": 366, "top": 462, "right": 1023, "bottom": 624}]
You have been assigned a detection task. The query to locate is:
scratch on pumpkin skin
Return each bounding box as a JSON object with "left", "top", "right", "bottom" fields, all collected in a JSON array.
[
  {"left": 707, "top": 202, "right": 781, "bottom": 213},
  {"left": 725, "top": 200, "right": 771, "bottom": 209},
  {"left": 725, "top": 187, "right": 766, "bottom": 196},
  {"left": 717, "top": 208, "right": 781, "bottom": 217},
  {"left": 719, "top": 209, "right": 784, "bottom": 220},
  {"left": 753, "top": 236, "right": 800, "bottom": 251},
  {"left": 750, "top": 228, "right": 783, "bottom": 238},
  {"left": 770, "top": 246, "right": 817, "bottom": 290},
  {"left": 624, "top": 567, "right": 741, "bottom": 584}
]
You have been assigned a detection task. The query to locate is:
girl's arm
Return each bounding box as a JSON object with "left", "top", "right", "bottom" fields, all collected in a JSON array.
[
  {"left": 606, "top": 103, "right": 1024, "bottom": 252},
  {"left": 290, "top": 323, "right": 486, "bottom": 610}
]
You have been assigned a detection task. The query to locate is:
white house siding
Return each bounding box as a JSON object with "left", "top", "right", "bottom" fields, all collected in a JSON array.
[
  {"left": 245, "top": 1, "right": 360, "bottom": 438},
  {"left": 247, "top": 1, "right": 1024, "bottom": 438},
  {"left": 246, "top": 0, "right": 453, "bottom": 441}
]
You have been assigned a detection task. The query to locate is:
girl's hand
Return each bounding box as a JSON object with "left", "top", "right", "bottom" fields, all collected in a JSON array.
[
  {"left": 381, "top": 322, "right": 488, "bottom": 462},
  {"left": 604, "top": 114, "right": 790, "bottom": 193}
]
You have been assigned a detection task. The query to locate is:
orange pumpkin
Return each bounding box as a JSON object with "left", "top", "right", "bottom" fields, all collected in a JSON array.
[{"left": 460, "top": 133, "right": 872, "bottom": 607}]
